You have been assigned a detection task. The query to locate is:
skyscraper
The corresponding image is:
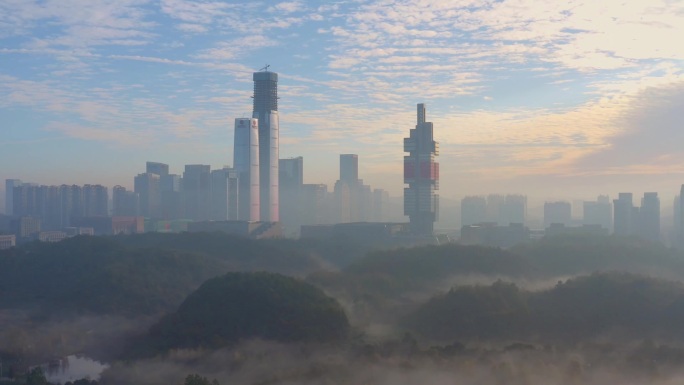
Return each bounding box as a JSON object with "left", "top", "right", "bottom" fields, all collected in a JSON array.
[
  {"left": 211, "top": 167, "right": 239, "bottom": 221},
  {"left": 160, "top": 174, "right": 183, "bottom": 219},
  {"left": 583, "top": 195, "right": 612, "bottom": 231},
  {"left": 146, "top": 161, "right": 169, "bottom": 176},
  {"left": 340, "top": 154, "right": 359, "bottom": 183},
  {"left": 112, "top": 186, "right": 139, "bottom": 217},
  {"left": 183, "top": 164, "right": 211, "bottom": 221},
  {"left": 403, "top": 103, "right": 439, "bottom": 236},
  {"left": 252, "top": 69, "right": 279, "bottom": 222},
  {"left": 5, "top": 179, "right": 22, "bottom": 215},
  {"left": 639, "top": 192, "right": 660, "bottom": 242},
  {"left": 134, "top": 173, "right": 160, "bottom": 218},
  {"left": 279, "top": 157, "right": 304, "bottom": 233},
  {"left": 234, "top": 118, "right": 260, "bottom": 221},
  {"left": 613, "top": 193, "right": 636, "bottom": 236}
]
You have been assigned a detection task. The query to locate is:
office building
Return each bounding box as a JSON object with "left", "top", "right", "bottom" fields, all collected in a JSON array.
[
  {"left": 211, "top": 167, "right": 239, "bottom": 221},
  {"left": 403, "top": 103, "right": 439, "bottom": 236},
  {"left": 583, "top": 195, "right": 612, "bottom": 231},
  {"left": 183, "top": 164, "right": 211, "bottom": 221},
  {"left": 639, "top": 192, "right": 660, "bottom": 242},
  {"left": 252, "top": 69, "right": 279, "bottom": 221},
  {"left": 5, "top": 179, "right": 22, "bottom": 215},
  {"left": 544, "top": 201, "right": 572, "bottom": 228},
  {"left": 234, "top": 118, "right": 260, "bottom": 221}
]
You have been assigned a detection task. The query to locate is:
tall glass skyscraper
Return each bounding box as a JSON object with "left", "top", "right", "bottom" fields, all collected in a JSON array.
[
  {"left": 252, "top": 70, "right": 279, "bottom": 222},
  {"left": 403, "top": 103, "right": 439, "bottom": 236},
  {"left": 234, "top": 118, "right": 260, "bottom": 221}
]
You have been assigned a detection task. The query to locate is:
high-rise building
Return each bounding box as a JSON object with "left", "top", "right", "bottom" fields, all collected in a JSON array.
[
  {"left": 146, "top": 161, "right": 169, "bottom": 176},
  {"left": 613, "top": 193, "right": 636, "bottom": 236},
  {"left": 134, "top": 173, "right": 160, "bottom": 218},
  {"left": 82, "top": 184, "right": 108, "bottom": 217},
  {"left": 583, "top": 195, "right": 612, "bottom": 231},
  {"left": 234, "top": 118, "right": 260, "bottom": 221},
  {"left": 112, "top": 186, "right": 139, "bottom": 217},
  {"left": 160, "top": 174, "right": 183, "bottom": 219},
  {"left": 639, "top": 192, "right": 660, "bottom": 242},
  {"left": 333, "top": 154, "right": 366, "bottom": 223},
  {"left": 5, "top": 179, "right": 22, "bottom": 215},
  {"left": 372, "top": 188, "right": 390, "bottom": 222},
  {"left": 301, "top": 184, "right": 329, "bottom": 225},
  {"left": 486, "top": 194, "right": 505, "bottom": 224},
  {"left": 279, "top": 157, "right": 304, "bottom": 233},
  {"left": 59, "top": 184, "right": 81, "bottom": 227},
  {"left": 544, "top": 201, "right": 572, "bottom": 228},
  {"left": 340, "top": 154, "right": 359, "bottom": 183},
  {"left": 252, "top": 69, "right": 279, "bottom": 222},
  {"left": 677, "top": 185, "right": 684, "bottom": 248},
  {"left": 183, "top": 165, "right": 211, "bottom": 221},
  {"left": 502, "top": 194, "right": 527, "bottom": 225},
  {"left": 403, "top": 103, "right": 439, "bottom": 236},
  {"left": 211, "top": 167, "right": 239, "bottom": 221},
  {"left": 461, "top": 196, "right": 487, "bottom": 227}
]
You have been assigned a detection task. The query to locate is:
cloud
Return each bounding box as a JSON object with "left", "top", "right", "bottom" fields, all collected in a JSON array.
[
  {"left": 0, "top": 0, "right": 155, "bottom": 47},
  {"left": 570, "top": 80, "right": 684, "bottom": 175},
  {"left": 193, "top": 36, "right": 277, "bottom": 61},
  {"left": 268, "top": 1, "right": 305, "bottom": 14}
]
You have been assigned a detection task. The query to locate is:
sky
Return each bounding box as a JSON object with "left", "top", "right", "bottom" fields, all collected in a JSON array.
[{"left": 1, "top": 0, "right": 684, "bottom": 210}]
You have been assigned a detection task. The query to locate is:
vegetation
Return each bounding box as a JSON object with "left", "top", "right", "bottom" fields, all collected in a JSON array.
[
  {"left": 0, "top": 236, "right": 225, "bottom": 316},
  {"left": 145, "top": 272, "right": 349, "bottom": 352},
  {"left": 512, "top": 233, "right": 684, "bottom": 277},
  {"left": 405, "top": 272, "right": 684, "bottom": 342}
]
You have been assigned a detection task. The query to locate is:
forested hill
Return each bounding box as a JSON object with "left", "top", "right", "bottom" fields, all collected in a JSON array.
[{"left": 142, "top": 272, "right": 349, "bottom": 354}]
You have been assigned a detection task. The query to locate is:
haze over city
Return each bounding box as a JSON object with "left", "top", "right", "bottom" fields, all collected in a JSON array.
[{"left": 2, "top": 0, "right": 683, "bottom": 209}]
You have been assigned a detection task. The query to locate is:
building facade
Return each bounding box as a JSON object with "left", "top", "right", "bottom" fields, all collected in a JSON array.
[
  {"left": 403, "top": 103, "right": 439, "bottom": 236},
  {"left": 252, "top": 70, "right": 279, "bottom": 222},
  {"left": 234, "top": 118, "right": 260, "bottom": 221}
]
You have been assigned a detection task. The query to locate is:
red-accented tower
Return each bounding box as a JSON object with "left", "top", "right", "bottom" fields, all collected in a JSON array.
[{"left": 403, "top": 103, "right": 439, "bottom": 236}]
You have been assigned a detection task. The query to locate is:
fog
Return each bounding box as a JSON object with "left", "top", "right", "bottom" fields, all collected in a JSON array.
[{"left": 98, "top": 339, "right": 684, "bottom": 385}]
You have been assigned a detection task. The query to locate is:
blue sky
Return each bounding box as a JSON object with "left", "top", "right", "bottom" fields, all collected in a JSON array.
[{"left": 1, "top": 0, "right": 684, "bottom": 208}]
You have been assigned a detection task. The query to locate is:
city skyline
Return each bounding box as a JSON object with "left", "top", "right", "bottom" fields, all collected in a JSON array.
[{"left": 1, "top": 1, "right": 684, "bottom": 204}]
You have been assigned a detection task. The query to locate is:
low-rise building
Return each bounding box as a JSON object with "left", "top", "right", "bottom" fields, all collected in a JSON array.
[{"left": 0, "top": 234, "right": 16, "bottom": 249}]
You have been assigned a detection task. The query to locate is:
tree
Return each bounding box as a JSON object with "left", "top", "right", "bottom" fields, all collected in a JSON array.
[
  {"left": 26, "top": 367, "right": 49, "bottom": 385},
  {"left": 183, "top": 374, "right": 219, "bottom": 385}
]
